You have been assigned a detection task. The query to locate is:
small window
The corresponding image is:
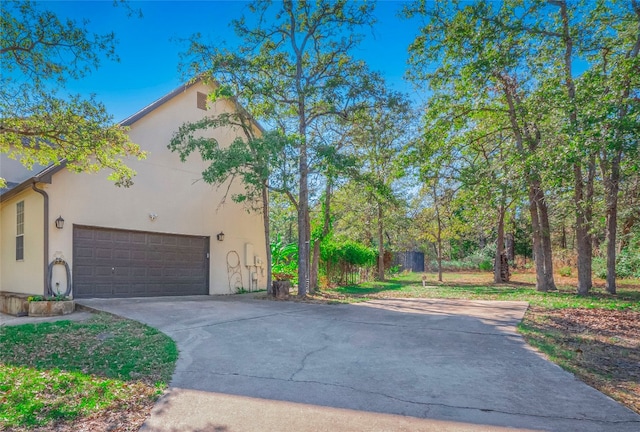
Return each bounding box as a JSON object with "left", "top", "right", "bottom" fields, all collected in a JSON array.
[
  {"left": 197, "top": 92, "right": 207, "bottom": 110},
  {"left": 16, "top": 201, "right": 24, "bottom": 260}
]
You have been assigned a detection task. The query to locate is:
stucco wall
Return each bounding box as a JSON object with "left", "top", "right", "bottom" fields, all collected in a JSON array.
[
  {"left": 43, "top": 82, "right": 267, "bottom": 296},
  {"left": 0, "top": 188, "right": 44, "bottom": 295}
]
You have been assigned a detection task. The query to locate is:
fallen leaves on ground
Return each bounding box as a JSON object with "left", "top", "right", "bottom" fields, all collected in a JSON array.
[{"left": 524, "top": 307, "right": 640, "bottom": 414}]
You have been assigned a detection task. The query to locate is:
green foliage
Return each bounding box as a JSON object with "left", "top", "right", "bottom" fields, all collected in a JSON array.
[
  {"left": 321, "top": 240, "right": 377, "bottom": 268},
  {"left": 594, "top": 248, "right": 640, "bottom": 279},
  {"left": 27, "top": 294, "right": 68, "bottom": 302},
  {"left": 478, "top": 260, "right": 493, "bottom": 272},
  {"left": 559, "top": 266, "right": 572, "bottom": 277},
  {"left": 170, "top": 113, "right": 290, "bottom": 204},
  {"left": 0, "top": 1, "right": 144, "bottom": 187},
  {"left": 387, "top": 265, "right": 402, "bottom": 276},
  {"left": 182, "top": 0, "right": 381, "bottom": 296},
  {"left": 270, "top": 235, "right": 298, "bottom": 281}
]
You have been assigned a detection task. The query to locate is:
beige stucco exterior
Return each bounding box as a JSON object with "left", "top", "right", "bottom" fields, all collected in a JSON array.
[
  {"left": 1, "top": 81, "right": 267, "bottom": 296},
  {"left": 0, "top": 188, "right": 45, "bottom": 295}
]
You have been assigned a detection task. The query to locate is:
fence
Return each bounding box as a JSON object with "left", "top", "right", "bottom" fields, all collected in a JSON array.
[{"left": 392, "top": 251, "right": 425, "bottom": 272}]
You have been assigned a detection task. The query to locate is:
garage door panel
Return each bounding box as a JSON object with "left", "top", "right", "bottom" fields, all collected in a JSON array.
[
  {"left": 73, "top": 226, "right": 209, "bottom": 298},
  {"left": 131, "top": 233, "right": 146, "bottom": 243},
  {"left": 96, "top": 231, "right": 113, "bottom": 241},
  {"left": 114, "top": 249, "right": 131, "bottom": 260},
  {"left": 76, "top": 247, "right": 94, "bottom": 258},
  {"left": 95, "top": 248, "right": 113, "bottom": 259}
]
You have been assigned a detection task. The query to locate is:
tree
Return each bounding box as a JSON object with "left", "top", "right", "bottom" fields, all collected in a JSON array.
[
  {"left": 182, "top": 0, "right": 378, "bottom": 297},
  {"left": 169, "top": 100, "right": 291, "bottom": 294},
  {"left": 0, "top": 1, "right": 144, "bottom": 187},
  {"left": 406, "top": 0, "right": 560, "bottom": 291},
  {"left": 586, "top": 0, "right": 640, "bottom": 294},
  {"left": 347, "top": 91, "right": 413, "bottom": 281}
]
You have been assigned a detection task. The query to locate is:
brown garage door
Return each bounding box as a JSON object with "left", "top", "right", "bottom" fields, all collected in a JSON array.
[{"left": 73, "top": 225, "right": 209, "bottom": 298}]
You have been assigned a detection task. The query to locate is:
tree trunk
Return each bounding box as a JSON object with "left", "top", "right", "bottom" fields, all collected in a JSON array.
[
  {"left": 619, "top": 212, "right": 638, "bottom": 254},
  {"left": 433, "top": 181, "right": 443, "bottom": 282},
  {"left": 297, "top": 134, "right": 310, "bottom": 297},
  {"left": 601, "top": 150, "right": 622, "bottom": 294},
  {"left": 310, "top": 241, "right": 319, "bottom": 294},
  {"left": 377, "top": 202, "right": 385, "bottom": 281},
  {"left": 262, "top": 183, "right": 273, "bottom": 295},
  {"left": 528, "top": 181, "right": 552, "bottom": 291},
  {"left": 574, "top": 163, "right": 593, "bottom": 295},
  {"left": 537, "top": 185, "right": 557, "bottom": 291},
  {"left": 494, "top": 204, "right": 506, "bottom": 283},
  {"left": 558, "top": 0, "right": 591, "bottom": 295},
  {"left": 499, "top": 72, "right": 554, "bottom": 292},
  {"left": 506, "top": 232, "right": 515, "bottom": 263}
]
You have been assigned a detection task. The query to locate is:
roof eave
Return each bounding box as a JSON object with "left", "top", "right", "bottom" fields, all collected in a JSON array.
[{"left": 0, "top": 162, "right": 64, "bottom": 203}]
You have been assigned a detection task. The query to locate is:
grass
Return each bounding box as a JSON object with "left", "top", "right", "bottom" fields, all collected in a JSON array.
[
  {"left": 0, "top": 313, "right": 178, "bottom": 431},
  {"left": 318, "top": 270, "right": 640, "bottom": 413},
  {"left": 325, "top": 271, "right": 640, "bottom": 311}
]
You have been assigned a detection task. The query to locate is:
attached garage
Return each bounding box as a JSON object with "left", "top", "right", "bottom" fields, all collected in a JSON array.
[{"left": 73, "top": 226, "right": 209, "bottom": 298}]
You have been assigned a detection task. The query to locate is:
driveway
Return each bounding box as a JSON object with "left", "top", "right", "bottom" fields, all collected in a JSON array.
[{"left": 77, "top": 296, "right": 640, "bottom": 432}]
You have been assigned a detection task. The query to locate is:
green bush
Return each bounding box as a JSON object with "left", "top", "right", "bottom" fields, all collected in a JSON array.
[
  {"left": 478, "top": 260, "right": 493, "bottom": 271},
  {"left": 321, "top": 240, "right": 377, "bottom": 267},
  {"left": 593, "top": 249, "right": 640, "bottom": 279},
  {"left": 617, "top": 247, "right": 640, "bottom": 278},
  {"left": 559, "top": 266, "right": 572, "bottom": 277}
]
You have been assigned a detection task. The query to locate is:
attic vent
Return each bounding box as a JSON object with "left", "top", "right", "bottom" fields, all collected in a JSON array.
[{"left": 197, "top": 92, "right": 207, "bottom": 110}]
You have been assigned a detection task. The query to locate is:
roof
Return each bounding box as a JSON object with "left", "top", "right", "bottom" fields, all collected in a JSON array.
[
  {"left": 1, "top": 78, "right": 264, "bottom": 202},
  {"left": 119, "top": 80, "right": 200, "bottom": 127},
  {"left": 0, "top": 162, "right": 62, "bottom": 202}
]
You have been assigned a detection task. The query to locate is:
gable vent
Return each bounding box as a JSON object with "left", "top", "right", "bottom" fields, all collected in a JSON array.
[{"left": 197, "top": 92, "right": 207, "bottom": 110}]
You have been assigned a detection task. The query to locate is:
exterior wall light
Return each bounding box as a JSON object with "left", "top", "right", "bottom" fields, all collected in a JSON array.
[
  {"left": 216, "top": 232, "right": 225, "bottom": 241},
  {"left": 55, "top": 216, "right": 65, "bottom": 229}
]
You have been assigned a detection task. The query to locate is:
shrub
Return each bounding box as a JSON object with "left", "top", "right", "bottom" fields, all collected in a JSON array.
[
  {"left": 478, "top": 260, "right": 493, "bottom": 271},
  {"left": 559, "top": 266, "right": 572, "bottom": 277}
]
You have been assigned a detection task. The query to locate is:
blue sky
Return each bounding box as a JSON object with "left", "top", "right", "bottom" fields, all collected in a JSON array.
[{"left": 36, "top": 0, "right": 425, "bottom": 122}]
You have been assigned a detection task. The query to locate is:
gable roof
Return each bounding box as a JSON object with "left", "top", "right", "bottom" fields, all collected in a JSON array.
[
  {"left": 1, "top": 79, "right": 263, "bottom": 202},
  {"left": 119, "top": 80, "right": 200, "bottom": 127}
]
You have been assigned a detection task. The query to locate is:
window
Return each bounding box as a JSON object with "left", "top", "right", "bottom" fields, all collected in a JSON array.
[
  {"left": 16, "top": 201, "right": 24, "bottom": 260},
  {"left": 196, "top": 91, "right": 207, "bottom": 110}
]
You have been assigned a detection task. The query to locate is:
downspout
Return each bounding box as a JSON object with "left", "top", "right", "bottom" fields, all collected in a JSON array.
[{"left": 31, "top": 182, "right": 49, "bottom": 296}]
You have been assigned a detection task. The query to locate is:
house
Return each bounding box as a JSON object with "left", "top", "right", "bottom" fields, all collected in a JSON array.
[{"left": 0, "top": 81, "right": 267, "bottom": 299}]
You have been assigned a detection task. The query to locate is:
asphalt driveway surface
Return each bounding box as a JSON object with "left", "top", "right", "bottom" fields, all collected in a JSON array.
[{"left": 77, "top": 296, "right": 640, "bottom": 432}]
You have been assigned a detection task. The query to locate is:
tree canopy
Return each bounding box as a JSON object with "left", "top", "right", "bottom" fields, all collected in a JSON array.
[{"left": 0, "top": 0, "right": 144, "bottom": 188}]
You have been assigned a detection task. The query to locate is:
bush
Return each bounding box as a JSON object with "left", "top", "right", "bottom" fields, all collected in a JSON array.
[
  {"left": 617, "top": 247, "right": 640, "bottom": 278},
  {"left": 593, "top": 249, "right": 640, "bottom": 279},
  {"left": 559, "top": 266, "right": 572, "bottom": 277},
  {"left": 321, "top": 240, "right": 377, "bottom": 267},
  {"left": 478, "top": 260, "right": 493, "bottom": 271}
]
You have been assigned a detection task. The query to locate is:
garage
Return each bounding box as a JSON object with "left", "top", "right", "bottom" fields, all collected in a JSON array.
[{"left": 73, "top": 225, "right": 209, "bottom": 298}]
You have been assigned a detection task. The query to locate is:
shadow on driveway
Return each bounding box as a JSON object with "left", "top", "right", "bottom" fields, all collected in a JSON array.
[{"left": 77, "top": 296, "right": 640, "bottom": 432}]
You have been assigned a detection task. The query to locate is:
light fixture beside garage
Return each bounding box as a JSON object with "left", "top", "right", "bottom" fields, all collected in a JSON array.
[
  {"left": 217, "top": 231, "right": 225, "bottom": 241},
  {"left": 55, "top": 216, "right": 64, "bottom": 229}
]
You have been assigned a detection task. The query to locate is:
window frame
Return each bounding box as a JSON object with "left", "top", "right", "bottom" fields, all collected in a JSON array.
[{"left": 16, "top": 201, "right": 24, "bottom": 261}]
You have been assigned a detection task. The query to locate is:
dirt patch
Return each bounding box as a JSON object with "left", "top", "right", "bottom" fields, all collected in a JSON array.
[{"left": 523, "top": 307, "right": 640, "bottom": 414}]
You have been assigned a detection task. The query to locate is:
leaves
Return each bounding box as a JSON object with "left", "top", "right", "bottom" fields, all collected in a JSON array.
[{"left": 1, "top": 1, "right": 145, "bottom": 187}]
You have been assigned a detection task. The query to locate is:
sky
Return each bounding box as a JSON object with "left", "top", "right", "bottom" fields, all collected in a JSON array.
[{"left": 33, "top": 0, "right": 426, "bottom": 123}]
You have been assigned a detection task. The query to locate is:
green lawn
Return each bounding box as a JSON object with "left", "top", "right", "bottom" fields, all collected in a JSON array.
[
  {"left": 326, "top": 271, "right": 640, "bottom": 311},
  {"left": 0, "top": 313, "right": 178, "bottom": 430}
]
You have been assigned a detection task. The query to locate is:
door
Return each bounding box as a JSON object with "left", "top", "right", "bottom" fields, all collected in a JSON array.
[{"left": 73, "top": 225, "right": 209, "bottom": 298}]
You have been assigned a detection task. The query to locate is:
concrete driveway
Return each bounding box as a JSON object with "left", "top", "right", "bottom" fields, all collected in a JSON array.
[{"left": 77, "top": 296, "right": 640, "bottom": 432}]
